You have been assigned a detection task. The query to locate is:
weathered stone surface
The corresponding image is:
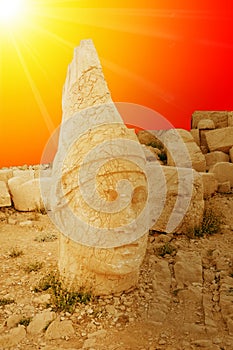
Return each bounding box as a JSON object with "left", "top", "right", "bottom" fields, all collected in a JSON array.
[
  {"left": 151, "top": 166, "right": 204, "bottom": 234},
  {"left": 45, "top": 317, "right": 75, "bottom": 340},
  {"left": 200, "top": 173, "right": 218, "bottom": 198},
  {"left": 149, "top": 260, "right": 171, "bottom": 321},
  {"left": 228, "top": 112, "right": 233, "bottom": 126},
  {"left": 190, "top": 129, "right": 200, "bottom": 146},
  {"left": 199, "top": 130, "right": 209, "bottom": 154},
  {"left": 0, "top": 169, "right": 13, "bottom": 184},
  {"left": 197, "top": 118, "right": 215, "bottom": 130},
  {"left": 205, "top": 151, "right": 229, "bottom": 171},
  {"left": 230, "top": 147, "right": 233, "bottom": 163},
  {"left": 0, "top": 326, "right": 26, "bottom": 348},
  {"left": 13, "top": 169, "right": 35, "bottom": 179},
  {"left": 54, "top": 39, "right": 150, "bottom": 295},
  {"left": 137, "top": 130, "right": 162, "bottom": 146},
  {"left": 205, "top": 127, "right": 233, "bottom": 153},
  {"left": 8, "top": 177, "right": 50, "bottom": 211},
  {"left": 209, "top": 162, "right": 233, "bottom": 187},
  {"left": 27, "top": 310, "right": 56, "bottom": 335},
  {"left": 174, "top": 251, "right": 203, "bottom": 288},
  {"left": 192, "top": 111, "right": 229, "bottom": 129},
  {"left": 59, "top": 233, "right": 148, "bottom": 295},
  {"left": 0, "top": 181, "right": 11, "bottom": 207},
  {"left": 6, "top": 315, "right": 22, "bottom": 329},
  {"left": 218, "top": 181, "right": 231, "bottom": 193},
  {"left": 164, "top": 129, "right": 206, "bottom": 172}
]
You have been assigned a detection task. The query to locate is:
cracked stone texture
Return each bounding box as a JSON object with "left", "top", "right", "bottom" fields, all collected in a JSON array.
[{"left": 54, "top": 39, "right": 150, "bottom": 295}]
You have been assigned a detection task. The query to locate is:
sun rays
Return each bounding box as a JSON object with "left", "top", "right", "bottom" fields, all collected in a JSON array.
[
  {"left": 0, "top": 3, "right": 184, "bottom": 139},
  {"left": 0, "top": 1, "right": 231, "bottom": 167}
]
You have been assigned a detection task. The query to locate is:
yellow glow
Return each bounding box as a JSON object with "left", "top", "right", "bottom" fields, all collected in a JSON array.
[{"left": 0, "top": 0, "right": 26, "bottom": 25}]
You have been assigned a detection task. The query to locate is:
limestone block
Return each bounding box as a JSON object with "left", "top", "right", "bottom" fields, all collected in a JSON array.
[
  {"left": 0, "top": 326, "right": 26, "bottom": 349},
  {"left": 13, "top": 169, "right": 35, "bottom": 179},
  {"left": 164, "top": 129, "right": 206, "bottom": 172},
  {"left": 205, "top": 151, "right": 229, "bottom": 171},
  {"left": 137, "top": 130, "right": 162, "bottom": 146},
  {"left": 192, "top": 111, "right": 229, "bottom": 129},
  {"left": 209, "top": 162, "right": 233, "bottom": 187},
  {"left": 51, "top": 40, "right": 151, "bottom": 295},
  {"left": 200, "top": 173, "right": 218, "bottom": 199},
  {"left": 199, "top": 130, "right": 209, "bottom": 154},
  {"left": 230, "top": 147, "right": 233, "bottom": 163},
  {"left": 0, "top": 169, "right": 13, "bottom": 184},
  {"left": 205, "top": 127, "right": 233, "bottom": 153},
  {"left": 197, "top": 119, "right": 215, "bottom": 130},
  {"left": 8, "top": 177, "right": 49, "bottom": 211},
  {"left": 0, "top": 181, "right": 11, "bottom": 207},
  {"left": 174, "top": 251, "right": 203, "bottom": 288},
  {"left": 151, "top": 166, "right": 204, "bottom": 234},
  {"left": 190, "top": 129, "right": 200, "bottom": 146},
  {"left": 218, "top": 181, "right": 231, "bottom": 193}
]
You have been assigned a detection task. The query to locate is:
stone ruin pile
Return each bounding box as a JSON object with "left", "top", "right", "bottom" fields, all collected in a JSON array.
[{"left": 0, "top": 40, "right": 232, "bottom": 295}]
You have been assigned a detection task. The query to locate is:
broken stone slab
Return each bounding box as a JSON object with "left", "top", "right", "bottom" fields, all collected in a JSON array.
[
  {"left": 0, "top": 169, "right": 13, "bottom": 184},
  {"left": 0, "top": 181, "right": 11, "bottom": 207},
  {"left": 200, "top": 173, "right": 218, "bottom": 199},
  {"left": 205, "top": 127, "right": 233, "bottom": 153},
  {"left": 8, "top": 176, "right": 50, "bottom": 211},
  {"left": 150, "top": 166, "right": 204, "bottom": 234},
  {"left": 197, "top": 119, "right": 215, "bottom": 130},
  {"left": 174, "top": 251, "right": 203, "bottom": 288},
  {"left": 205, "top": 151, "right": 229, "bottom": 171},
  {"left": 190, "top": 129, "right": 200, "bottom": 146},
  {"left": 161, "top": 129, "right": 206, "bottom": 172},
  {"left": 45, "top": 317, "right": 75, "bottom": 340},
  {"left": 192, "top": 111, "right": 229, "bottom": 129},
  {"left": 27, "top": 310, "right": 56, "bottom": 335},
  {"left": 209, "top": 162, "right": 233, "bottom": 188}
]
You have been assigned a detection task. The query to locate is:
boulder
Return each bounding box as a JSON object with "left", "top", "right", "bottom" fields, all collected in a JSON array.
[
  {"left": 8, "top": 177, "right": 50, "bottom": 211},
  {"left": 27, "top": 310, "right": 56, "bottom": 335},
  {"left": 0, "top": 181, "right": 11, "bottom": 207},
  {"left": 45, "top": 317, "right": 75, "bottom": 340},
  {"left": 0, "top": 169, "right": 13, "bottom": 184},
  {"left": 205, "top": 151, "right": 229, "bottom": 171},
  {"left": 205, "top": 127, "right": 233, "bottom": 153},
  {"left": 0, "top": 326, "right": 26, "bottom": 348},
  {"left": 200, "top": 173, "right": 218, "bottom": 199},
  {"left": 13, "top": 169, "right": 35, "bottom": 179},
  {"left": 164, "top": 129, "right": 206, "bottom": 172},
  {"left": 218, "top": 181, "right": 231, "bottom": 193},
  {"left": 192, "top": 111, "right": 229, "bottom": 129},
  {"left": 151, "top": 166, "right": 204, "bottom": 234},
  {"left": 209, "top": 162, "right": 233, "bottom": 187},
  {"left": 190, "top": 129, "right": 200, "bottom": 146},
  {"left": 197, "top": 119, "right": 215, "bottom": 130}
]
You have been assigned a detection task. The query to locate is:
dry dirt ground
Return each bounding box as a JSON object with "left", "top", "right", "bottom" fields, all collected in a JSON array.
[{"left": 0, "top": 194, "right": 233, "bottom": 350}]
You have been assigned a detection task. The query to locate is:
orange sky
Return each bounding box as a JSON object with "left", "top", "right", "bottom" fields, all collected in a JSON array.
[{"left": 0, "top": 0, "right": 232, "bottom": 167}]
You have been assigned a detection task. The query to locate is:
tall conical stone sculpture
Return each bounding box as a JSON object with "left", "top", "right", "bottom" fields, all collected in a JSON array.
[{"left": 50, "top": 39, "right": 152, "bottom": 295}]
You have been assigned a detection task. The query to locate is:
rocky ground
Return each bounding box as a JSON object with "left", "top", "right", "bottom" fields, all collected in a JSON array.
[{"left": 0, "top": 194, "right": 233, "bottom": 350}]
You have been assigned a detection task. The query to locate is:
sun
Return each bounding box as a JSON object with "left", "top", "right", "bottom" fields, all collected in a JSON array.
[{"left": 0, "top": 0, "right": 26, "bottom": 26}]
